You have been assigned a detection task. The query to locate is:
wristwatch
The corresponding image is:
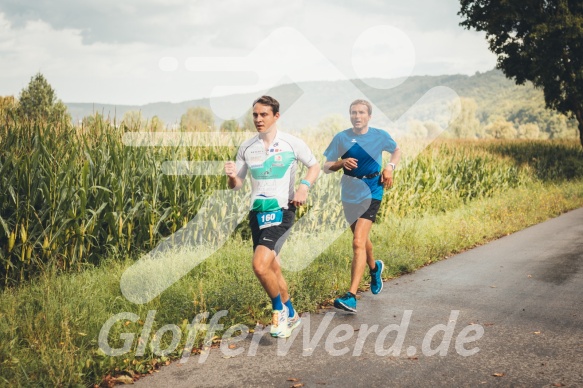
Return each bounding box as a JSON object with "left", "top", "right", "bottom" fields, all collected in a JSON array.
[{"left": 387, "top": 163, "right": 396, "bottom": 171}]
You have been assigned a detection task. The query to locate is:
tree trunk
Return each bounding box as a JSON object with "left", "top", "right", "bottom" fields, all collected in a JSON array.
[{"left": 576, "top": 108, "right": 583, "bottom": 149}]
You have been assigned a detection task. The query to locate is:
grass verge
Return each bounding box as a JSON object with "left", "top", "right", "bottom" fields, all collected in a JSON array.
[{"left": 1, "top": 179, "right": 582, "bottom": 386}]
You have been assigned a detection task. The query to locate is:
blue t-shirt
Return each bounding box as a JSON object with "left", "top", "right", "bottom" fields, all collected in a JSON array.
[{"left": 323, "top": 127, "right": 398, "bottom": 203}]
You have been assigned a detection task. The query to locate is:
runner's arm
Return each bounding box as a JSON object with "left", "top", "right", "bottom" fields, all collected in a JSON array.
[
  {"left": 381, "top": 147, "right": 402, "bottom": 189},
  {"left": 302, "top": 162, "right": 321, "bottom": 187},
  {"left": 323, "top": 158, "right": 357, "bottom": 173},
  {"left": 225, "top": 161, "right": 244, "bottom": 190},
  {"left": 383, "top": 147, "right": 401, "bottom": 172},
  {"left": 291, "top": 163, "right": 320, "bottom": 206}
]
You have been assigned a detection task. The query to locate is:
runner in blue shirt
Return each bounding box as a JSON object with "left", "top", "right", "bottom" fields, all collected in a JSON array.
[{"left": 323, "top": 99, "right": 401, "bottom": 312}]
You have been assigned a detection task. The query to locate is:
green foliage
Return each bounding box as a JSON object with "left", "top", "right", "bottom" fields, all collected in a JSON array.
[
  {"left": 379, "top": 140, "right": 527, "bottom": 219},
  {"left": 449, "top": 97, "right": 483, "bottom": 138},
  {"left": 3, "top": 117, "right": 581, "bottom": 289},
  {"left": 0, "top": 134, "right": 582, "bottom": 385},
  {"left": 485, "top": 140, "right": 583, "bottom": 180},
  {"left": 0, "top": 118, "right": 228, "bottom": 287},
  {"left": 82, "top": 112, "right": 103, "bottom": 128},
  {"left": 149, "top": 116, "right": 165, "bottom": 131},
  {"left": 220, "top": 119, "right": 241, "bottom": 132},
  {"left": 121, "top": 110, "right": 146, "bottom": 131},
  {"left": 1, "top": 176, "right": 583, "bottom": 387},
  {"left": 518, "top": 123, "right": 542, "bottom": 140},
  {"left": 0, "top": 96, "right": 18, "bottom": 121},
  {"left": 485, "top": 117, "right": 517, "bottom": 139},
  {"left": 64, "top": 71, "right": 579, "bottom": 141},
  {"left": 15, "top": 73, "right": 70, "bottom": 125},
  {"left": 459, "top": 0, "right": 583, "bottom": 146},
  {"left": 353, "top": 70, "right": 579, "bottom": 141},
  {"left": 180, "top": 107, "right": 215, "bottom": 131}
]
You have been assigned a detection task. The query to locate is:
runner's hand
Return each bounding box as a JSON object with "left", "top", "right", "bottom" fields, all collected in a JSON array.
[
  {"left": 342, "top": 158, "right": 358, "bottom": 171},
  {"left": 381, "top": 168, "right": 394, "bottom": 189},
  {"left": 291, "top": 185, "right": 309, "bottom": 206},
  {"left": 224, "top": 161, "right": 237, "bottom": 178}
]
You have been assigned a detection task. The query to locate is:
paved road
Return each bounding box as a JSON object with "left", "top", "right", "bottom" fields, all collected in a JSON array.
[{"left": 134, "top": 208, "right": 583, "bottom": 387}]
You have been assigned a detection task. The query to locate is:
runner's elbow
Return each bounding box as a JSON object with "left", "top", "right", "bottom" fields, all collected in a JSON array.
[{"left": 323, "top": 163, "right": 335, "bottom": 174}]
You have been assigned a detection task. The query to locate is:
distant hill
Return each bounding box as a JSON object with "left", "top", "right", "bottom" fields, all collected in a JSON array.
[{"left": 65, "top": 70, "right": 576, "bottom": 135}]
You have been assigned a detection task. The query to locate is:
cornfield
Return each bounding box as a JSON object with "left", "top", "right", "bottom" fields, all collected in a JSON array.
[{"left": 1, "top": 116, "right": 581, "bottom": 287}]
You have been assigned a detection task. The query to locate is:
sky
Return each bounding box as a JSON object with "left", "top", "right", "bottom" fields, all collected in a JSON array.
[{"left": 0, "top": 0, "right": 497, "bottom": 105}]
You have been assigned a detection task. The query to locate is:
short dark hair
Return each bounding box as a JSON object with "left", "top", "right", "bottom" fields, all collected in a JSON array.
[
  {"left": 349, "top": 99, "right": 372, "bottom": 115},
  {"left": 253, "top": 95, "right": 280, "bottom": 115}
]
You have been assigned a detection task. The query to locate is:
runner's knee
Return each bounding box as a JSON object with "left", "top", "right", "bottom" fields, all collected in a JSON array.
[
  {"left": 352, "top": 236, "right": 366, "bottom": 250},
  {"left": 252, "top": 249, "right": 273, "bottom": 277}
]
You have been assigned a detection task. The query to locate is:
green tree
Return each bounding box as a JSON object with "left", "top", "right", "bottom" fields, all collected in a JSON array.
[
  {"left": 459, "top": 1, "right": 583, "bottom": 147},
  {"left": 518, "top": 123, "right": 541, "bottom": 139},
  {"left": 546, "top": 114, "right": 571, "bottom": 139},
  {"left": 121, "top": 111, "right": 146, "bottom": 131},
  {"left": 148, "top": 116, "right": 165, "bottom": 131},
  {"left": 16, "top": 73, "right": 70, "bottom": 124},
  {"left": 509, "top": 102, "right": 579, "bottom": 139},
  {"left": 486, "top": 117, "right": 517, "bottom": 139},
  {"left": 449, "top": 97, "right": 482, "bottom": 138},
  {"left": 82, "top": 112, "right": 106, "bottom": 128},
  {"left": 180, "top": 107, "right": 215, "bottom": 131},
  {"left": 408, "top": 119, "right": 428, "bottom": 139},
  {"left": 220, "top": 119, "right": 241, "bottom": 132}
]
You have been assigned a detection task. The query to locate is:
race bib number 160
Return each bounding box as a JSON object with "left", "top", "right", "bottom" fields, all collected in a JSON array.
[{"left": 257, "top": 210, "right": 283, "bottom": 229}]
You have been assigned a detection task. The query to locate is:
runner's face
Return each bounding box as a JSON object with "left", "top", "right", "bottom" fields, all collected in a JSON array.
[
  {"left": 253, "top": 103, "right": 279, "bottom": 134},
  {"left": 350, "top": 104, "right": 371, "bottom": 132}
]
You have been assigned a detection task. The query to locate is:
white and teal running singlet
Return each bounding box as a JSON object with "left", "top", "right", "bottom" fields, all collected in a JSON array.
[{"left": 235, "top": 131, "right": 317, "bottom": 212}]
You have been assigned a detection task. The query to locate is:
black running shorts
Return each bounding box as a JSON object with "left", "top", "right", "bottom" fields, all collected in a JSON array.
[
  {"left": 342, "top": 199, "right": 382, "bottom": 225},
  {"left": 249, "top": 205, "right": 296, "bottom": 254}
]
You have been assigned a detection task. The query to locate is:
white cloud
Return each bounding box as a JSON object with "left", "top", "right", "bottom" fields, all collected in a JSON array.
[
  {"left": 0, "top": 1, "right": 497, "bottom": 105},
  {"left": 0, "top": 13, "right": 161, "bottom": 104},
  {"left": 351, "top": 25, "right": 416, "bottom": 88},
  {"left": 411, "top": 29, "right": 495, "bottom": 75}
]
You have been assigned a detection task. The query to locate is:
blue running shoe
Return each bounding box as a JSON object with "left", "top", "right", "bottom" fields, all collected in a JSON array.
[
  {"left": 334, "top": 292, "right": 357, "bottom": 313},
  {"left": 370, "top": 260, "right": 384, "bottom": 295}
]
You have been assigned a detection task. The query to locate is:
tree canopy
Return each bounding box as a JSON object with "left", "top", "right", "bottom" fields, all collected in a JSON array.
[
  {"left": 16, "top": 73, "right": 70, "bottom": 124},
  {"left": 220, "top": 119, "right": 241, "bottom": 132},
  {"left": 459, "top": 0, "right": 583, "bottom": 147},
  {"left": 180, "top": 107, "right": 215, "bottom": 131}
]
